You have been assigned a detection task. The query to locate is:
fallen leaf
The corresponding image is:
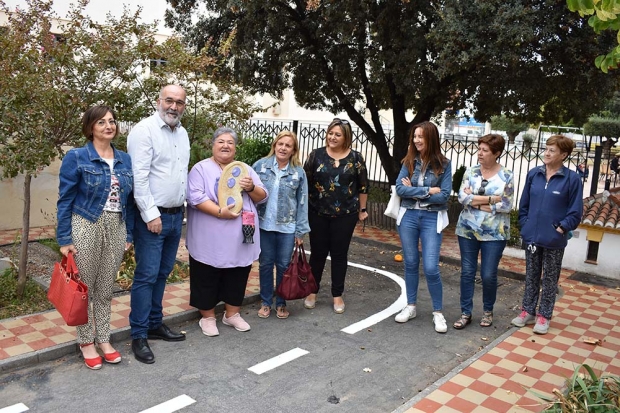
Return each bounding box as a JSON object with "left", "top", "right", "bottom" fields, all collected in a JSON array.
[
  {"left": 523, "top": 366, "right": 528, "bottom": 372},
  {"left": 360, "top": 347, "right": 365, "bottom": 350},
  {"left": 583, "top": 337, "right": 601, "bottom": 345},
  {"left": 481, "top": 337, "right": 489, "bottom": 341}
]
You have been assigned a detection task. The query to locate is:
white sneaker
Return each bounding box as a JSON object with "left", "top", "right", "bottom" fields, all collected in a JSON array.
[
  {"left": 395, "top": 305, "right": 416, "bottom": 323},
  {"left": 433, "top": 312, "right": 447, "bottom": 333},
  {"left": 511, "top": 310, "right": 536, "bottom": 327},
  {"left": 533, "top": 315, "right": 550, "bottom": 335}
]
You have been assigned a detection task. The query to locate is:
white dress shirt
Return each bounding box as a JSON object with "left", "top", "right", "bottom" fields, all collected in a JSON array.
[{"left": 127, "top": 112, "right": 190, "bottom": 223}]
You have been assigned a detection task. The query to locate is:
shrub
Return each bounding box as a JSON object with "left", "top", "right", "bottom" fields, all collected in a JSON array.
[
  {"left": 532, "top": 363, "right": 620, "bottom": 412},
  {"left": 235, "top": 134, "right": 272, "bottom": 166},
  {"left": 507, "top": 209, "right": 522, "bottom": 247},
  {"left": 452, "top": 165, "right": 467, "bottom": 195}
]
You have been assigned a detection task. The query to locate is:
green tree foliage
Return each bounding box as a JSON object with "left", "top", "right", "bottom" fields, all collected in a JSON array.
[
  {"left": 0, "top": 0, "right": 256, "bottom": 297},
  {"left": 490, "top": 116, "right": 529, "bottom": 144},
  {"left": 583, "top": 117, "right": 620, "bottom": 154},
  {"left": 567, "top": 0, "right": 620, "bottom": 72},
  {"left": 0, "top": 0, "right": 159, "bottom": 297},
  {"left": 164, "top": 0, "right": 618, "bottom": 183}
]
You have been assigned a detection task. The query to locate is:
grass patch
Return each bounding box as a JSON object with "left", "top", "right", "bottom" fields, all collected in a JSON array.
[
  {"left": 0, "top": 268, "right": 54, "bottom": 319},
  {"left": 38, "top": 238, "right": 61, "bottom": 256}
]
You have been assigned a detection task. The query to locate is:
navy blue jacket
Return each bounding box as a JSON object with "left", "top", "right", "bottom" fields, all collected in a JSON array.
[
  {"left": 57, "top": 142, "right": 134, "bottom": 246},
  {"left": 518, "top": 165, "right": 583, "bottom": 249}
]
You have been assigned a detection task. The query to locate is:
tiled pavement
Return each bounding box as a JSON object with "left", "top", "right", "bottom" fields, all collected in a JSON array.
[{"left": 1, "top": 225, "right": 620, "bottom": 413}]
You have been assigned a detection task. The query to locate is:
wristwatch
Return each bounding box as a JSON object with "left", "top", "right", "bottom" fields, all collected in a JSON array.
[{"left": 360, "top": 208, "right": 367, "bottom": 213}]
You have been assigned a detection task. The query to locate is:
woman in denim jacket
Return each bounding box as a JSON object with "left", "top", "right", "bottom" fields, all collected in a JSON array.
[
  {"left": 253, "top": 131, "right": 310, "bottom": 319},
  {"left": 57, "top": 105, "right": 133, "bottom": 370},
  {"left": 393, "top": 121, "right": 452, "bottom": 333}
]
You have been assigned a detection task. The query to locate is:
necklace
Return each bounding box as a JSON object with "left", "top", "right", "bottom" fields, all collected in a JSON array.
[{"left": 213, "top": 158, "right": 224, "bottom": 170}]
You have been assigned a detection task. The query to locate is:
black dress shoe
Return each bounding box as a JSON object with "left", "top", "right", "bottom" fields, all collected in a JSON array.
[
  {"left": 147, "top": 324, "right": 186, "bottom": 342},
  {"left": 132, "top": 338, "right": 155, "bottom": 364}
]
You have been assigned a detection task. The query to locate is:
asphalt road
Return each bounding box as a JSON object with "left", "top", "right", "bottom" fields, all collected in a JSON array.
[{"left": 0, "top": 239, "right": 526, "bottom": 413}]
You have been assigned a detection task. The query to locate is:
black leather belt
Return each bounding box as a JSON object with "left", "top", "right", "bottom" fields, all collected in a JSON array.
[{"left": 157, "top": 206, "right": 184, "bottom": 214}]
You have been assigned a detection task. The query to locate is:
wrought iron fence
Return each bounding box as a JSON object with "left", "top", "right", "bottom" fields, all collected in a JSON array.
[{"left": 240, "top": 119, "right": 609, "bottom": 206}]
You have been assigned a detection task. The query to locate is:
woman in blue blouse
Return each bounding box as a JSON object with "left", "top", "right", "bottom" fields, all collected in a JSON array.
[
  {"left": 253, "top": 130, "right": 310, "bottom": 319},
  {"left": 303, "top": 118, "right": 369, "bottom": 314},
  {"left": 453, "top": 134, "right": 514, "bottom": 329},
  {"left": 394, "top": 121, "right": 452, "bottom": 333}
]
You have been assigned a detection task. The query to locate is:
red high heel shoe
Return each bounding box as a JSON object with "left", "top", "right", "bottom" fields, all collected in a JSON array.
[
  {"left": 79, "top": 343, "right": 102, "bottom": 370},
  {"left": 102, "top": 350, "right": 121, "bottom": 364}
]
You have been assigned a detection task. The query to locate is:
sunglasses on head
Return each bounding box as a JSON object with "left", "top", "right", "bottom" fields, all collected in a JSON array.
[
  {"left": 478, "top": 179, "right": 489, "bottom": 195},
  {"left": 333, "top": 118, "right": 350, "bottom": 126}
]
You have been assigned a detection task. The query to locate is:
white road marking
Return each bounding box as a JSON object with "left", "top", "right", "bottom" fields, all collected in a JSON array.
[
  {"left": 304, "top": 249, "right": 407, "bottom": 335},
  {"left": 139, "top": 395, "right": 196, "bottom": 413},
  {"left": 341, "top": 262, "right": 406, "bottom": 334},
  {"left": 0, "top": 404, "right": 29, "bottom": 413},
  {"left": 248, "top": 347, "right": 309, "bottom": 375}
]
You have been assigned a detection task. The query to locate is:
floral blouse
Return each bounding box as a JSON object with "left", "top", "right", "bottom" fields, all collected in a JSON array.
[
  {"left": 455, "top": 164, "right": 514, "bottom": 241},
  {"left": 304, "top": 147, "right": 369, "bottom": 217}
]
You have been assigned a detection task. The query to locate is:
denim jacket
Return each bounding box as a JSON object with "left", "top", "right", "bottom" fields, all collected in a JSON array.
[
  {"left": 253, "top": 156, "right": 310, "bottom": 238},
  {"left": 518, "top": 165, "right": 583, "bottom": 249},
  {"left": 396, "top": 158, "right": 452, "bottom": 211},
  {"left": 57, "top": 141, "right": 134, "bottom": 246}
]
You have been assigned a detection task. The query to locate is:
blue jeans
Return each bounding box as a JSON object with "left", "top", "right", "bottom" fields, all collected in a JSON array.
[
  {"left": 129, "top": 209, "right": 183, "bottom": 339},
  {"left": 457, "top": 236, "right": 506, "bottom": 315},
  {"left": 397, "top": 209, "right": 443, "bottom": 311},
  {"left": 259, "top": 230, "right": 295, "bottom": 308}
]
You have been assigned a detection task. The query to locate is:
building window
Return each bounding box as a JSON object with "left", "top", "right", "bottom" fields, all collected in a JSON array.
[
  {"left": 585, "top": 241, "right": 599, "bottom": 264},
  {"left": 150, "top": 58, "right": 167, "bottom": 71}
]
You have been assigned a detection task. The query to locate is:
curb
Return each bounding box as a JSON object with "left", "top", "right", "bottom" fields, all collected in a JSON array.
[{"left": 0, "top": 293, "right": 260, "bottom": 374}]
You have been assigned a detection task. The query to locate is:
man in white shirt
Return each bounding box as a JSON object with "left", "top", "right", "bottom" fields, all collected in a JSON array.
[{"left": 127, "top": 85, "right": 191, "bottom": 364}]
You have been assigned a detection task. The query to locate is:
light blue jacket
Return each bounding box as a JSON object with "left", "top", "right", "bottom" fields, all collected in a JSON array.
[
  {"left": 253, "top": 156, "right": 310, "bottom": 238},
  {"left": 396, "top": 158, "right": 452, "bottom": 211},
  {"left": 57, "top": 141, "right": 134, "bottom": 246}
]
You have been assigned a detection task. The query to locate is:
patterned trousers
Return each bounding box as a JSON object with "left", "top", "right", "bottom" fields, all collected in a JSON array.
[
  {"left": 71, "top": 212, "right": 126, "bottom": 344},
  {"left": 522, "top": 245, "right": 564, "bottom": 320}
]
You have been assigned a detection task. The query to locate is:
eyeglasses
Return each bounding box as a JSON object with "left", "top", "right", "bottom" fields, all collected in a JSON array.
[
  {"left": 163, "top": 98, "right": 186, "bottom": 107},
  {"left": 478, "top": 179, "right": 488, "bottom": 195},
  {"left": 333, "top": 118, "right": 350, "bottom": 126},
  {"left": 96, "top": 119, "right": 116, "bottom": 127}
]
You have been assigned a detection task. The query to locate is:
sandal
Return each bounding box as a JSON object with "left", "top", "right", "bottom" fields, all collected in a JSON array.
[
  {"left": 276, "top": 306, "right": 289, "bottom": 319},
  {"left": 480, "top": 311, "right": 493, "bottom": 327},
  {"left": 453, "top": 313, "right": 472, "bottom": 330},
  {"left": 257, "top": 306, "right": 271, "bottom": 318}
]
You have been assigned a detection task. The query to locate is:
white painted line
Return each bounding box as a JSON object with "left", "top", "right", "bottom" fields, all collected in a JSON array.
[
  {"left": 0, "top": 404, "right": 29, "bottom": 413},
  {"left": 139, "top": 395, "right": 196, "bottom": 413},
  {"left": 248, "top": 347, "right": 309, "bottom": 375},
  {"left": 341, "top": 262, "right": 407, "bottom": 334},
  {"left": 304, "top": 249, "right": 407, "bottom": 335}
]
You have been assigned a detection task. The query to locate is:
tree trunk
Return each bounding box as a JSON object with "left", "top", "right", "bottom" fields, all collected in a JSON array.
[{"left": 16, "top": 173, "right": 32, "bottom": 298}]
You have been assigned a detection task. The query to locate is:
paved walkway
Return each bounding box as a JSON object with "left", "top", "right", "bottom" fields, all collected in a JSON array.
[{"left": 1, "top": 225, "right": 619, "bottom": 413}]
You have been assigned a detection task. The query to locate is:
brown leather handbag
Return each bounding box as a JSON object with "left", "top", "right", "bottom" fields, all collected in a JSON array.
[{"left": 276, "top": 244, "right": 317, "bottom": 300}]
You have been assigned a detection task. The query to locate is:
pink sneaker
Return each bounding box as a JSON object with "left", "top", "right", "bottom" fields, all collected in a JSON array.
[
  {"left": 198, "top": 317, "right": 219, "bottom": 337},
  {"left": 222, "top": 313, "right": 251, "bottom": 332}
]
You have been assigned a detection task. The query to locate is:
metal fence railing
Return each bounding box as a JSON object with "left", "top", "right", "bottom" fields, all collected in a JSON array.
[{"left": 234, "top": 118, "right": 614, "bottom": 207}]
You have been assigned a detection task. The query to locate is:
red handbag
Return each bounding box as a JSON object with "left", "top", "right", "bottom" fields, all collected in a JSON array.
[
  {"left": 47, "top": 252, "right": 89, "bottom": 326},
  {"left": 276, "top": 244, "right": 317, "bottom": 300}
]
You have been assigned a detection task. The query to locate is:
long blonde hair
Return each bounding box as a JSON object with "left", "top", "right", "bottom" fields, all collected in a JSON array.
[{"left": 264, "top": 130, "right": 301, "bottom": 167}]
